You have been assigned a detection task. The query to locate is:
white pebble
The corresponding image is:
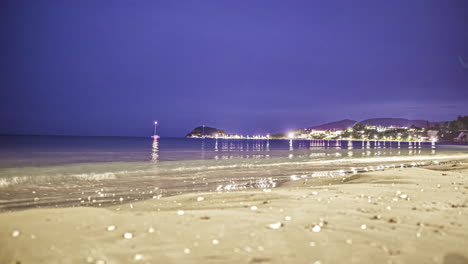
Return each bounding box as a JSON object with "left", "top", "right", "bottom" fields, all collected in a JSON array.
[
  {"left": 133, "top": 254, "right": 143, "bottom": 261},
  {"left": 361, "top": 224, "right": 367, "bottom": 230},
  {"left": 11, "top": 230, "right": 20, "bottom": 237},
  {"left": 107, "top": 225, "right": 116, "bottom": 231},
  {"left": 312, "top": 225, "right": 321, "bottom": 233},
  {"left": 123, "top": 232, "right": 133, "bottom": 239},
  {"left": 197, "top": 197, "right": 204, "bottom": 201},
  {"left": 250, "top": 206, "right": 258, "bottom": 211},
  {"left": 177, "top": 210, "right": 185, "bottom": 215},
  {"left": 148, "top": 227, "right": 155, "bottom": 233},
  {"left": 268, "top": 222, "right": 283, "bottom": 229},
  {"left": 285, "top": 216, "right": 292, "bottom": 221},
  {"left": 212, "top": 239, "right": 219, "bottom": 245},
  {"left": 184, "top": 248, "right": 191, "bottom": 254}
]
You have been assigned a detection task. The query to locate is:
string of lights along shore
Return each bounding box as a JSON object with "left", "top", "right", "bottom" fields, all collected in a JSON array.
[{"left": 178, "top": 122, "right": 440, "bottom": 142}]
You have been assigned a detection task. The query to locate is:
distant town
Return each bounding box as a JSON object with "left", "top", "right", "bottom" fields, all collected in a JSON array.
[{"left": 186, "top": 116, "right": 468, "bottom": 143}]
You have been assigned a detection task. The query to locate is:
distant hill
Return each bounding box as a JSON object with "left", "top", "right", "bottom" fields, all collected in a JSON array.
[
  {"left": 309, "top": 118, "right": 434, "bottom": 130},
  {"left": 359, "top": 118, "right": 430, "bottom": 128},
  {"left": 186, "top": 126, "right": 226, "bottom": 138},
  {"left": 309, "top": 119, "right": 357, "bottom": 130}
]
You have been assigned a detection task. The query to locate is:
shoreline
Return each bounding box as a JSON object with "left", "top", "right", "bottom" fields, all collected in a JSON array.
[
  {"left": 1, "top": 154, "right": 468, "bottom": 212},
  {"left": 1, "top": 158, "right": 468, "bottom": 263}
]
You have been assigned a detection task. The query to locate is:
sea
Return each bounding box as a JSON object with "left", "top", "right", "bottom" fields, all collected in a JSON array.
[{"left": 1, "top": 135, "right": 467, "bottom": 210}]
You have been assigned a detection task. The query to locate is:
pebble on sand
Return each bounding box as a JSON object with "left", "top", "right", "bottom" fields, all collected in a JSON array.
[
  {"left": 177, "top": 210, "right": 185, "bottom": 215},
  {"left": 133, "top": 254, "right": 143, "bottom": 261},
  {"left": 312, "top": 225, "right": 321, "bottom": 233},
  {"left": 197, "top": 197, "right": 204, "bottom": 202},
  {"left": 107, "top": 225, "right": 116, "bottom": 231},
  {"left": 11, "top": 230, "right": 20, "bottom": 237},
  {"left": 268, "top": 222, "right": 283, "bottom": 229},
  {"left": 123, "top": 232, "right": 133, "bottom": 239}
]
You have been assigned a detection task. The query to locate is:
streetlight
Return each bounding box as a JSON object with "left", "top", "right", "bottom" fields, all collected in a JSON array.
[{"left": 152, "top": 121, "right": 159, "bottom": 138}]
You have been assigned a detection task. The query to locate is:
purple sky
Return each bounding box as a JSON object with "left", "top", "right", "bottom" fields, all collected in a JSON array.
[{"left": 1, "top": 0, "right": 467, "bottom": 137}]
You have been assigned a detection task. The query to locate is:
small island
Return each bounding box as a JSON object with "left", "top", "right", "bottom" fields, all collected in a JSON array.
[{"left": 185, "top": 126, "right": 227, "bottom": 138}]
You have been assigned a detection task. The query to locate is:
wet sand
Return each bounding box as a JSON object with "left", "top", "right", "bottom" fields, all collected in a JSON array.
[{"left": 1, "top": 161, "right": 468, "bottom": 264}]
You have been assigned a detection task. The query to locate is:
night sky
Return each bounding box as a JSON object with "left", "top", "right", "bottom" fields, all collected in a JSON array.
[{"left": 1, "top": 1, "right": 467, "bottom": 137}]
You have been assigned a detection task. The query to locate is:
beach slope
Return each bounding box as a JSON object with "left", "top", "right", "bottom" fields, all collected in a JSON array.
[{"left": 1, "top": 162, "right": 468, "bottom": 264}]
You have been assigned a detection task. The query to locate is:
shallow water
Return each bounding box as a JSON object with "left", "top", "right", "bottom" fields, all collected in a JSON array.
[{"left": 0, "top": 135, "right": 467, "bottom": 210}]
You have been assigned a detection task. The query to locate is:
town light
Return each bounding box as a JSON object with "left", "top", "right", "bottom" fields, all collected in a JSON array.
[{"left": 288, "top": 132, "right": 295, "bottom": 139}]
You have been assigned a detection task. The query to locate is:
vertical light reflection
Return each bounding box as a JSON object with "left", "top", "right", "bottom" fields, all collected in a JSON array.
[
  {"left": 201, "top": 138, "right": 206, "bottom": 159},
  {"left": 151, "top": 137, "right": 159, "bottom": 163}
]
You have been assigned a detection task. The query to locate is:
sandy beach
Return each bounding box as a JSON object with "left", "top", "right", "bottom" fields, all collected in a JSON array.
[{"left": 1, "top": 161, "right": 467, "bottom": 264}]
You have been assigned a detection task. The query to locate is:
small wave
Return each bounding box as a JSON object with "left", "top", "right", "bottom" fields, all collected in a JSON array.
[
  {"left": 166, "top": 154, "right": 468, "bottom": 173},
  {"left": 70, "top": 172, "right": 117, "bottom": 181},
  {"left": 0, "top": 176, "right": 30, "bottom": 187},
  {"left": 0, "top": 171, "right": 119, "bottom": 188}
]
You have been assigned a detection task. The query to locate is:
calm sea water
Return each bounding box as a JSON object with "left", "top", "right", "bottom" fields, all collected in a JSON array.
[{"left": 0, "top": 135, "right": 467, "bottom": 210}]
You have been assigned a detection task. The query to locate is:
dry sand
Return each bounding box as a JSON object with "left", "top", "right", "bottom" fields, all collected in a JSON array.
[{"left": 1, "top": 161, "right": 468, "bottom": 264}]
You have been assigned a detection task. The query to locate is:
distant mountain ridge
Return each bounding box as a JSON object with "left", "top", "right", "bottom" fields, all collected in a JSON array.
[{"left": 309, "top": 118, "right": 436, "bottom": 130}]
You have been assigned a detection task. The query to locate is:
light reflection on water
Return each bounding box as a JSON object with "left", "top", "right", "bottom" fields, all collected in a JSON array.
[{"left": 149, "top": 138, "right": 439, "bottom": 162}]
